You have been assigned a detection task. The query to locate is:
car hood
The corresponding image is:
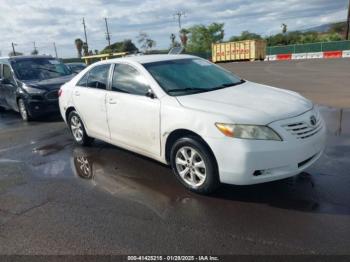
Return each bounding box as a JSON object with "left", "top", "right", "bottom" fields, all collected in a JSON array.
[
  {"left": 176, "top": 81, "right": 313, "bottom": 125},
  {"left": 22, "top": 74, "right": 74, "bottom": 91}
]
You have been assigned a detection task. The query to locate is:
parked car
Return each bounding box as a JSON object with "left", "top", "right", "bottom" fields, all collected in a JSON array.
[
  {"left": 65, "top": 62, "right": 87, "bottom": 74},
  {"left": 59, "top": 54, "right": 326, "bottom": 194},
  {"left": 0, "top": 56, "right": 74, "bottom": 121}
]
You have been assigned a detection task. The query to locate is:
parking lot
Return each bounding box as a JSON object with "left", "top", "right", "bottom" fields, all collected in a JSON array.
[{"left": 0, "top": 59, "right": 349, "bottom": 255}]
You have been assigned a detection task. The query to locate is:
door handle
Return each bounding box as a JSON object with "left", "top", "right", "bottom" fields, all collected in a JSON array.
[
  {"left": 108, "top": 98, "right": 117, "bottom": 104},
  {"left": 74, "top": 91, "right": 80, "bottom": 96}
]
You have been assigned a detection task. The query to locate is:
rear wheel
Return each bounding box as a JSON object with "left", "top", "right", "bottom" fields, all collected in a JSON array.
[
  {"left": 18, "top": 98, "right": 31, "bottom": 121},
  {"left": 68, "top": 111, "right": 94, "bottom": 146},
  {"left": 170, "top": 136, "right": 219, "bottom": 194}
]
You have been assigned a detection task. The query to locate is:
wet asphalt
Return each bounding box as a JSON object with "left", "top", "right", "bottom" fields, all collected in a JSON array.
[{"left": 0, "top": 60, "right": 350, "bottom": 255}]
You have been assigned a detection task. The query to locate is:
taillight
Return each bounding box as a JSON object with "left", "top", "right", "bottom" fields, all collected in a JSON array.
[{"left": 58, "top": 89, "right": 63, "bottom": 97}]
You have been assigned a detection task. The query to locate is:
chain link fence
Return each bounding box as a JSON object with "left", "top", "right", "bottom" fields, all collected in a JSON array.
[{"left": 267, "top": 40, "right": 350, "bottom": 55}]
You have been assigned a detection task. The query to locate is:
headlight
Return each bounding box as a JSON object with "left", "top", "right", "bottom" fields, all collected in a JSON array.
[
  {"left": 23, "top": 84, "right": 46, "bottom": 94},
  {"left": 215, "top": 123, "right": 282, "bottom": 141}
]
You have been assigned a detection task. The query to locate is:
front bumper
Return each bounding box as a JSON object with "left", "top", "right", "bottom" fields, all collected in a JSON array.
[
  {"left": 206, "top": 112, "right": 327, "bottom": 185},
  {"left": 26, "top": 99, "right": 60, "bottom": 118}
]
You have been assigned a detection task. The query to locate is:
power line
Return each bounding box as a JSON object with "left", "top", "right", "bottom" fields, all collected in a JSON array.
[
  {"left": 104, "top": 17, "right": 111, "bottom": 47},
  {"left": 174, "top": 11, "right": 186, "bottom": 30}
]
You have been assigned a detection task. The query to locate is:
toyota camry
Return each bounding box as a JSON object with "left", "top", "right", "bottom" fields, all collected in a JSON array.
[{"left": 59, "top": 55, "right": 326, "bottom": 194}]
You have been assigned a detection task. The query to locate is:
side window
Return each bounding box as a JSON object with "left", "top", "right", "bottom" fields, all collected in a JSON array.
[
  {"left": 112, "top": 64, "right": 150, "bottom": 96},
  {"left": 77, "top": 73, "right": 88, "bottom": 87},
  {"left": 3, "top": 64, "right": 15, "bottom": 84},
  {"left": 86, "top": 64, "right": 110, "bottom": 90}
]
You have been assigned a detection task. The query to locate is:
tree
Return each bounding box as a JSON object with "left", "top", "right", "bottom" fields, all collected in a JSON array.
[
  {"left": 179, "top": 28, "right": 189, "bottom": 47},
  {"left": 330, "top": 22, "right": 346, "bottom": 34},
  {"left": 100, "top": 39, "right": 138, "bottom": 54},
  {"left": 185, "top": 23, "right": 224, "bottom": 52},
  {"left": 82, "top": 42, "right": 89, "bottom": 56},
  {"left": 281, "top": 23, "right": 287, "bottom": 34},
  {"left": 137, "top": 32, "right": 156, "bottom": 52},
  {"left": 229, "top": 31, "right": 262, "bottom": 41},
  {"left": 74, "top": 38, "right": 83, "bottom": 58},
  {"left": 122, "top": 39, "right": 139, "bottom": 53}
]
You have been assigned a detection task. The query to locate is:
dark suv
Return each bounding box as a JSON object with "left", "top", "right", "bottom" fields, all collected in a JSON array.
[{"left": 0, "top": 56, "right": 74, "bottom": 121}]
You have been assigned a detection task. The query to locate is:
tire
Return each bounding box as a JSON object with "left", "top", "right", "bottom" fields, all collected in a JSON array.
[
  {"left": 68, "top": 111, "right": 94, "bottom": 146},
  {"left": 18, "top": 98, "right": 32, "bottom": 121},
  {"left": 170, "top": 136, "right": 219, "bottom": 194}
]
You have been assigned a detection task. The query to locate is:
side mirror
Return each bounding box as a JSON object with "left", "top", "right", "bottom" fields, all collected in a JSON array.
[{"left": 145, "top": 88, "right": 156, "bottom": 99}]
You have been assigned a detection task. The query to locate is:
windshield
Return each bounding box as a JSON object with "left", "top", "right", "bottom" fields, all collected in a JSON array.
[
  {"left": 11, "top": 58, "right": 72, "bottom": 81},
  {"left": 143, "top": 58, "right": 244, "bottom": 96}
]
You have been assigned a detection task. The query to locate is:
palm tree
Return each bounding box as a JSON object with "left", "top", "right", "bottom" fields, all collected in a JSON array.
[
  {"left": 179, "top": 28, "right": 189, "bottom": 47},
  {"left": 75, "top": 38, "right": 84, "bottom": 58}
]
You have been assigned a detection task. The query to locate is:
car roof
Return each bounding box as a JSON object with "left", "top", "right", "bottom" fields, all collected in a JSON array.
[
  {"left": 8, "top": 55, "right": 55, "bottom": 62},
  {"left": 104, "top": 54, "right": 197, "bottom": 65}
]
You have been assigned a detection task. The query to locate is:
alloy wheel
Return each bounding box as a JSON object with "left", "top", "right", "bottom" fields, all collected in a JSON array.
[
  {"left": 70, "top": 115, "right": 84, "bottom": 142},
  {"left": 175, "top": 146, "right": 207, "bottom": 187}
]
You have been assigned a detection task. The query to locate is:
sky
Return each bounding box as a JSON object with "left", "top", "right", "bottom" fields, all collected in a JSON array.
[{"left": 0, "top": 0, "right": 348, "bottom": 58}]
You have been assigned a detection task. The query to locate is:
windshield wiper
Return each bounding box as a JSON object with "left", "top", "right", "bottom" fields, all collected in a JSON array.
[
  {"left": 213, "top": 79, "right": 246, "bottom": 89},
  {"left": 33, "top": 67, "right": 61, "bottom": 74},
  {"left": 167, "top": 87, "right": 209, "bottom": 94}
]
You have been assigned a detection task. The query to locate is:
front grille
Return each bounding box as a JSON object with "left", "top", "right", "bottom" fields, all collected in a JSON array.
[
  {"left": 282, "top": 110, "right": 323, "bottom": 139},
  {"left": 46, "top": 90, "right": 59, "bottom": 100}
]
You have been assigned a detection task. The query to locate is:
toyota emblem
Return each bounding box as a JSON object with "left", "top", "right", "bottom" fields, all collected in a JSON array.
[{"left": 310, "top": 115, "right": 317, "bottom": 126}]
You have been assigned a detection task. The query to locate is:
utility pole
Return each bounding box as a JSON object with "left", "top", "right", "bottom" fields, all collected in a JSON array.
[
  {"left": 82, "top": 17, "right": 88, "bottom": 46},
  {"left": 174, "top": 11, "right": 185, "bottom": 30},
  {"left": 33, "top": 41, "right": 38, "bottom": 54},
  {"left": 346, "top": 0, "right": 350, "bottom": 40},
  {"left": 53, "top": 42, "right": 58, "bottom": 58},
  {"left": 11, "top": 42, "right": 17, "bottom": 56},
  {"left": 104, "top": 17, "right": 111, "bottom": 47}
]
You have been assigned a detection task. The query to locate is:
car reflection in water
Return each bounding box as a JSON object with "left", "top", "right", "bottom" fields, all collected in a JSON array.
[{"left": 72, "top": 146, "right": 199, "bottom": 219}]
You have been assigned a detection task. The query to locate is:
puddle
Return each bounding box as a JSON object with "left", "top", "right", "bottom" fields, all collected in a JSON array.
[{"left": 33, "top": 142, "right": 70, "bottom": 156}]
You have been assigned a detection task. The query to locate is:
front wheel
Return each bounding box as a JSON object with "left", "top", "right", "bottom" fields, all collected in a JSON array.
[
  {"left": 170, "top": 136, "right": 219, "bottom": 194},
  {"left": 68, "top": 111, "right": 94, "bottom": 146}
]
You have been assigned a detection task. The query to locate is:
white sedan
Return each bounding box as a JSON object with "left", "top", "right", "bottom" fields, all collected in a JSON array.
[{"left": 59, "top": 55, "right": 326, "bottom": 194}]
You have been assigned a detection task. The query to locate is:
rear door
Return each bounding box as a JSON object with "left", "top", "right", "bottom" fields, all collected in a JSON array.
[{"left": 73, "top": 64, "right": 111, "bottom": 140}]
